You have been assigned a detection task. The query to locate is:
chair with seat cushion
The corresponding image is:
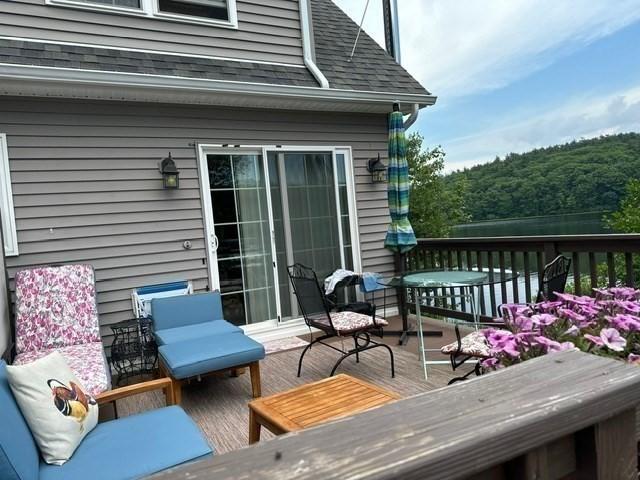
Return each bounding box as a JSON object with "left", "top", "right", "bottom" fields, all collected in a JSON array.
[
  {"left": 287, "top": 263, "right": 394, "bottom": 378},
  {"left": 440, "top": 320, "right": 505, "bottom": 384},
  {"left": 150, "top": 292, "right": 265, "bottom": 404},
  {"left": 12, "top": 264, "right": 110, "bottom": 397},
  {"left": 150, "top": 291, "right": 243, "bottom": 345},
  {"left": 0, "top": 360, "right": 213, "bottom": 480}
]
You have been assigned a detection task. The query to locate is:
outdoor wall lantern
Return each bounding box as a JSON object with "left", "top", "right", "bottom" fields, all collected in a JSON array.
[
  {"left": 367, "top": 153, "right": 388, "bottom": 183},
  {"left": 159, "top": 153, "right": 180, "bottom": 189}
]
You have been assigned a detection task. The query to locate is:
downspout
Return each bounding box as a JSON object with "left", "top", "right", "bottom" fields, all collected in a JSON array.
[
  {"left": 403, "top": 103, "right": 420, "bottom": 129},
  {"left": 299, "top": 0, "right": 330, "bottom": 88}
]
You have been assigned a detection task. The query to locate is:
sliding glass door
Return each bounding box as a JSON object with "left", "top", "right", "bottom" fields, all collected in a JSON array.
[
  {"left": 206, "top": 153, "right": 277, "bottom": 326},
  {"left": 203, "top": 148, "right": 357, "bottom": 328}
]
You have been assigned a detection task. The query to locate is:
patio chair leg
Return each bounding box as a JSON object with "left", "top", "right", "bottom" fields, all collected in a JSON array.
[
  {"left": 354, "top": 336, "right": 360, "bottom": 363},
  {"left": 171, "top": 378, "right": 182, "bottom": 405},
  {"left": 164, "top": 382, "right": 175, "bottom": 406},
  {"left": 249, "top": 361, "right": 261, "bottom": 398},
  {"left": 379, "top": 343, "right": 395, "bottom": 378},
  {"left": 447, "top": 362, "right": 482, "bottom": 385},
  {"left": 297, "top": 334, "right": 332, "bottom": 377},
  {"left": 330, "top": 351, "right": 352, "bottom": 376}
]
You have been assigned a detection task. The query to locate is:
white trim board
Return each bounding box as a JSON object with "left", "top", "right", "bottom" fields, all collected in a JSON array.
[
  {"left": 0, "top": 134, "right": 18, "bottom": 257},
  {"left": 0, "top": 64, "right": 437, "bottom": 114},
  {"left": 45, "top": 0, "right": 239, "bottom": 29}
]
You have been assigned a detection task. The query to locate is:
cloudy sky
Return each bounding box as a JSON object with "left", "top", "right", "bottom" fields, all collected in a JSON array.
[{"left": 333, "top": 0, "right": 640, "bottom": 171}]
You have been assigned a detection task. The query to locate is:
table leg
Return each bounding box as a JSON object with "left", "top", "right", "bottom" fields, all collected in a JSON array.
[
  {"left": 416, "top": 288, "right": 428, "bottom": 380},
  {"left": 249, "top": 408, "right": 261, "bottom": 444}
]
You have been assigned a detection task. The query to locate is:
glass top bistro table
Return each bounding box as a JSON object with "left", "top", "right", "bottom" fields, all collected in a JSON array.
[{"left": 380, "top": 269, "right": 518, "bottom": 380}]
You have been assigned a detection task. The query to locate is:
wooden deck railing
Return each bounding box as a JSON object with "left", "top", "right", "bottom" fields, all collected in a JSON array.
[
  {"left": 153, "top": 350, "right": 640, "bottom": 480},
  {"left": 404, "top": 234, "right": 640, "bottom": 321}
]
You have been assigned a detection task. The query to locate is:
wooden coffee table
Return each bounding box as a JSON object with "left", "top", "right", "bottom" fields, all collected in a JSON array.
[{"left": 248, "top": 374, "right": 400, "bottom": 443}]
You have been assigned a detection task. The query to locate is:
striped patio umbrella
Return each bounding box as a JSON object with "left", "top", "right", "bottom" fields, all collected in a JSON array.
[{"left": 384, "top": 109, "right": 417, "bottom": 254}]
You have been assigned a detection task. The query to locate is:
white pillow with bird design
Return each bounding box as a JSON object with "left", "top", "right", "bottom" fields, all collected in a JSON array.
[{"left": 6, "top": 350, "right": 99, "bottom": 465}]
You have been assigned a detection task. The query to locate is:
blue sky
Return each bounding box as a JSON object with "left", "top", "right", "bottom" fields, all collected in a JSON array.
[{"left": 333, "top": 0, "right": 640, "bottom": 171}]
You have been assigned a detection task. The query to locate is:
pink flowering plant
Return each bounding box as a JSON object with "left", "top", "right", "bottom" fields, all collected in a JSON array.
[{"left": 481, "top": 287, "right": 640, "bottom": 370}]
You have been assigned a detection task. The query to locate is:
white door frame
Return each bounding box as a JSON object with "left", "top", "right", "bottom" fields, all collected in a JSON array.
[{"left": 197, "top": 144, "right": 362, "bottom": 333}]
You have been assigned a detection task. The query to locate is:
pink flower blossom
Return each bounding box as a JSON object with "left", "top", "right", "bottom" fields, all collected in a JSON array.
[
  {"left": 607, "top": 314, "right": 640, "bottom": 332},
  {"left": 531, "top": 314, "right": 557, "bottom": 327},
  {"left": 627, "top": 353, "right": 640, "bottom": 364},
  {"left": 558, "top": 308, "right": 586, "bottom": 324},
  {"left": 510, "top": 315, "right": 534, "bottom": 332},
  {"left": 584, "top": 334, "right": 604, "bottom": 347},
  {"left": 485, "top": 329, "right": 520, "bottom": 357},
  {"left": 600, "top": 328, "right": 627, "bottom": 351},
  {"left": 563, "top": 325, "right": 580, "bottom": 336},
  {"left": 586, "top": 328, "right": 626, "bottom": 352}
]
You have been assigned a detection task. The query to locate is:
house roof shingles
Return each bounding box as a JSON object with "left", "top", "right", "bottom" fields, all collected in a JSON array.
[
  {"left": 0, "top": 0, "right": 430, "bottom": 96},
  {"left": 0, "top": 38, "right": 318, "bottom": 87},
  {"left": 311, "top": 0, "right": 430, "bottom": 95}
]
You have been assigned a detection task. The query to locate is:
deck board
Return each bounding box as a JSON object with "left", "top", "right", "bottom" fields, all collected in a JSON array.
[{"left": 113, "top": 338, "right": 465, "bottom": 454}]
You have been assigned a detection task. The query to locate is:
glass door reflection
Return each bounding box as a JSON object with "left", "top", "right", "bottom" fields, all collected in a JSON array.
[{"left": 207, "top": 153, "right": 277, "bottom": 326}]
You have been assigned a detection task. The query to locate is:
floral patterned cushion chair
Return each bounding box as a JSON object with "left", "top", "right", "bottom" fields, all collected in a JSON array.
[
  {"left": 12, "top": 264, "right": 111, "bottom": 396},
  {"left": 287, "top": 263, "right": 394, "bottom": 378}
]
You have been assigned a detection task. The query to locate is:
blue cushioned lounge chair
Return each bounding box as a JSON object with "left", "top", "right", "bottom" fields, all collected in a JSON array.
[
  {"left": 151, "top": 291, "right": 265, "bottom": 404},
  {"left": 0, "top": 361, "right": 212, "bottom": 480}
]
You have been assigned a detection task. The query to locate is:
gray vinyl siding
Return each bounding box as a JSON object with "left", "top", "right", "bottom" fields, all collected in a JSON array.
[
  {"left": 0, "top": 97, "right": 394, "bottom": 345},
  {"left": 0, "top": 0, "right": 304, "bottom": 65}
]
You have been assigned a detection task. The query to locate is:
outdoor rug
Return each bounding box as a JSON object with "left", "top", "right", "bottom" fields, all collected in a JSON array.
[
  {"left": 261, "top": 337, "right": 309, "bottom": 355},
  {"left": 115, "top": 344, "right": 458, "bottom": 454}
]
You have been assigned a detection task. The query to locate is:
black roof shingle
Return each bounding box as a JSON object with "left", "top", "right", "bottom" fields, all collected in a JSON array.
[{"left": 0, "top": 38, "right": 318, "bottom": 87}]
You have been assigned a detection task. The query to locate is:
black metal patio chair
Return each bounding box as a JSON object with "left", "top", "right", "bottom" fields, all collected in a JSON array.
[
  {"left": 440, "top": 319, "right": 504, "bottom": 384},
  {"left": 287, "top": 263, "right": 395, "bottom": 378},
  {"left": 535, "top": 254, "right": 572, "bottom": 302}
]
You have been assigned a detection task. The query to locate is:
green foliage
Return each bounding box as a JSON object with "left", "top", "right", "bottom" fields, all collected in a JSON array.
[
  {"left": 445, "top": 133, "right": 640, "bottom": 221},
  {"left": 406, "top": 133, "right": 470, "bottom": 238},
  {"left": 600, "top": 178, "right": 640, "bottom": 288},
  {"left": 607, "top": 179, "right": 640, "bottom": 233}
]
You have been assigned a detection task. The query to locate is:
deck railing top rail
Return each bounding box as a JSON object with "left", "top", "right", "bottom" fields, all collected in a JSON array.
[
  {"left": 154, "top": 350, "right": 640, "bottom": 480},
  {"left": 414, "top": 234, "right": 640, "bottom": 252},
  {"left": 403, "top": 233, "right": 640, "bottom": 317}
]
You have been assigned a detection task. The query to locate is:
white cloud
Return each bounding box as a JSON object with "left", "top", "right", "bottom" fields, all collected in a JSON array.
[
  {"left": 441, "top": 84, "right": 640, "bottom": 171},
  {"left": 333, "top": 0, "right": 640, "bottom": 100}
]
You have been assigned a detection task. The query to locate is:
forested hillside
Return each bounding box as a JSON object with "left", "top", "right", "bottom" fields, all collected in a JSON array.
[{"left": 444, "top": 133, "right": 640, "bottom": 221}]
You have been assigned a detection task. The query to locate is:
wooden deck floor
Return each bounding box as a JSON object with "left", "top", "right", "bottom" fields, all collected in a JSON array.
[{"left": 114, "top": 316, "right": 470, "bottom": 454}]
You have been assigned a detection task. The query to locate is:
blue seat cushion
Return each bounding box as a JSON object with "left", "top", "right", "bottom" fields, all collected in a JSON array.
[
  {"left": 159, "top": 334, "right": 265, "bottom": 380},
  {"left": 155, "top": 321, "right": 243, "bottom": 346},
  {"left": 151, "top": 292, "right": 224, "bottom": 331},
  {"left": 39, "top": 406, "right": 212, "bottom": 480},
  {"left": 0, "top": 361, "right": 39, "bottom": 480}
]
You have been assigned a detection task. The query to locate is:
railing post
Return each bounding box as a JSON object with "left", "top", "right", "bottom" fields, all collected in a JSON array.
[
  {"left": 574, "top": 408, "right": 637, "bottom": 479},
  {"left": 543, "top": 241, "right": 560, "bottom": 266}
]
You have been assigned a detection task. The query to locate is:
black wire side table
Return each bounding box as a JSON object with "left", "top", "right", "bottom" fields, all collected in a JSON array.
[{"left": 110, "top": 318, "right": 158, "bottom": 386}]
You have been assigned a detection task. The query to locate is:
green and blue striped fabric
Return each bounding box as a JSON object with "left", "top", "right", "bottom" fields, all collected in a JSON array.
[{"left": 384, "top": 110, "right": 417, "bottom": 254}]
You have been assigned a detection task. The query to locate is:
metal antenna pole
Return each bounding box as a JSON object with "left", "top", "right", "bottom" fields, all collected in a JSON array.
[{"left": 348, "top": 0, "right": 371, "bottom": 62}]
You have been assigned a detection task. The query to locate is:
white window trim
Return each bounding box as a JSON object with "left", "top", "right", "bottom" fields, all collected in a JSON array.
[
  {"left": 45, "top": 0, "right": 238, "bottom": 29},
  {"left": 0, "top": 134, "right": 18, "bottom": 257}
]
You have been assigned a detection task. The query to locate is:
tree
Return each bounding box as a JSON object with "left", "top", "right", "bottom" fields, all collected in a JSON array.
[
  {"left": 607, "top": 179, "right": 640, "bottom": 233},
  {"left": 406, "top": 133, "right": 470, "bottom": 238},
  {"left": 444, "top": 133, "right": 640, "bottom": 221}
]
